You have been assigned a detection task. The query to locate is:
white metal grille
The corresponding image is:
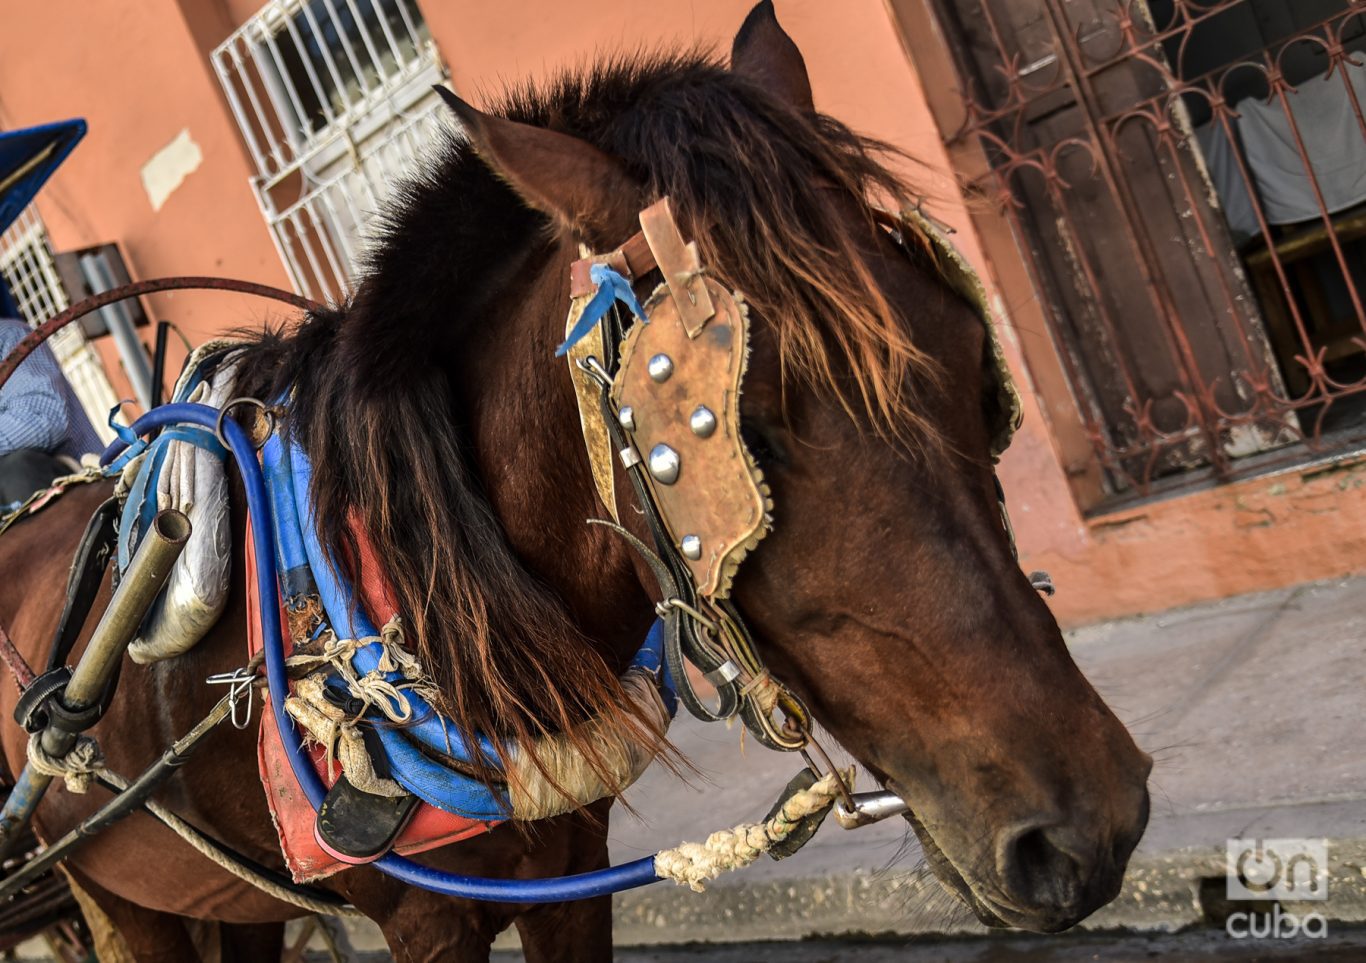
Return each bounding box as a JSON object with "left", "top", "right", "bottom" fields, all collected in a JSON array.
[
  {"left": 0, "top": 208, "right": 118, "bottom": 443},
  {"left": 212, "top": 0, "right": 452, "bottom": 302}
]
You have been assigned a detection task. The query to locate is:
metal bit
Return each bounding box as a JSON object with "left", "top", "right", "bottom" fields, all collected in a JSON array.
[{"left": 833, "top": 790, "right": 911, "bottom": 830}]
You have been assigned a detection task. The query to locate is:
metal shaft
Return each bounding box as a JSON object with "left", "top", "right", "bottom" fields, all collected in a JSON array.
[{"left": 40, "top": 508, "right": 190, "bottom": 760}]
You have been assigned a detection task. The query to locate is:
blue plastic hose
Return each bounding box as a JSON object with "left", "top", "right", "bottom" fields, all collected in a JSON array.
[{"left": 103, "top": 403, "right": 666, "bottom": 902}]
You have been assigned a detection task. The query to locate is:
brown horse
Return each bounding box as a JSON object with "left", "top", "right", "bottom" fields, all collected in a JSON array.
[{"left": 0, "top": 5, "right": 1151, "bottom": 960}]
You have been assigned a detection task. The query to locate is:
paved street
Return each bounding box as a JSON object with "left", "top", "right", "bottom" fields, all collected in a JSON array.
[{"left": 491, "top": 926, "right": 1366, "bottom": 961}]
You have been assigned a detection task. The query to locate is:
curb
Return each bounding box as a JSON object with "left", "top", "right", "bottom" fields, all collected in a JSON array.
[{"left": 572, "top": 836, "right": 1366, "bottom": 948}]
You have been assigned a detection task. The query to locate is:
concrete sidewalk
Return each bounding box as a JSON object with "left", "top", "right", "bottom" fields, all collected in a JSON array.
[{"left": 573, "top": 573, "right": 1366, "bottom": 947}]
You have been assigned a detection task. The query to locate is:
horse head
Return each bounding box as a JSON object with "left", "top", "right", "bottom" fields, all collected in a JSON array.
[{"left": 281, "top": 1, "right": 1151, "bottom": 935}]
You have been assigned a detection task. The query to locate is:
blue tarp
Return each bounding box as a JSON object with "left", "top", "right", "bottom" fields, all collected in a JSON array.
[{"left": 0, "top": 119, "right": 85, "bottom": 237}]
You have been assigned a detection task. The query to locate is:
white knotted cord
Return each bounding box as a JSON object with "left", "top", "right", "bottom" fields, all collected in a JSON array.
[
  {"left": 284, "top": 622, "right": 675, "bottom": 811},
  {"left": 285, "top": 617, "right": 438, "bottom": 725},
  {"left": 26, "top": 734, "right": 105, "bottom": 794},
  {"left": 653, "top": 769, "right": 853, "bottom": 892},
  {"left": 283, "top": 616, "right": 444, "bottom": 797}
]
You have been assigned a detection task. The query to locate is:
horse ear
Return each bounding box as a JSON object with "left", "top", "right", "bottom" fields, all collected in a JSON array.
[
  {"left": 434, "top": 86, "right": 636, "bottom": 239},
  {"left": 730, "top": 2, "right": 814, "bottom": 112}
]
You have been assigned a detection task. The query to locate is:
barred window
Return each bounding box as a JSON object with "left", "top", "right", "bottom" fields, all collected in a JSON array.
[{"left": 213, "top": 0, "right": 453, "bottom": 302}]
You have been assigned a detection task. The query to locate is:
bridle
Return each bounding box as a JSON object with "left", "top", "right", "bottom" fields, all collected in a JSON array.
[
  {"left": 560, "top": 193, "right": 1034, "bottom": 794},
  {"left": 564, "top": 197, "right": 813, "bottom": 756}
]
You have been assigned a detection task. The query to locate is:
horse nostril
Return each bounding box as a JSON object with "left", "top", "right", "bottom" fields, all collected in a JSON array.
[{"left": 997, "top": 823, "right": 1090, "bottom": 914}]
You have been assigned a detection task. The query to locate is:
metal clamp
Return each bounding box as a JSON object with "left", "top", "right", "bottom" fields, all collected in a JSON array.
[
  {"left": 206, "top": 668, "right": 256, "bottom": 730},
  {"left": 703, "top": 660, "right": 741, "bottom": 687},
  {"left": 13, "top": 667, "right": 72, "bottom": 734}
]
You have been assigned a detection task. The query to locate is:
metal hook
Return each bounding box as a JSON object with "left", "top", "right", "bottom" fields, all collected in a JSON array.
[
  {"left": 206, "top": 668, "right": 256, "bottom": 730},
  {"left": 654, "top": 596, "right": 719, "bottom": 634},
  {"left": 797, "top": 731, "right": 857, "bottom": 813},
  {"left": 575, "top": 355, "right": 614, "bottom": 388}
]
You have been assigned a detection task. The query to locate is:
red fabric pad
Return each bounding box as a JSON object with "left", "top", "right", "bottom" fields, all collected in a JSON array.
[{"left": 246, "top": 519, "right": 496, "bottom": 884}]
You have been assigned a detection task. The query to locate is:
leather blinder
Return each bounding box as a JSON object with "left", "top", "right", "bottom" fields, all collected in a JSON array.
[{"left": 612, "top": 277, "right": 770, "bottom": 599}]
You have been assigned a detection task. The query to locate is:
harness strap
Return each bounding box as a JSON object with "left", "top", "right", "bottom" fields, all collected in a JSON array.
[
  {"left": 586, "top": 375, "right": 743, "bottom": 725},
  {"left": 569, "top": 229, "right": 658, "bottom": 298},
  {"left": 46, "top": 497, "right": 119, "bottom": 674}
]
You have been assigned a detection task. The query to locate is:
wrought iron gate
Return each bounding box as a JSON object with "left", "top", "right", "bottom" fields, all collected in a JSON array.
[{"left": 927, "top": 0, "right": 1366, "bottom": 494}]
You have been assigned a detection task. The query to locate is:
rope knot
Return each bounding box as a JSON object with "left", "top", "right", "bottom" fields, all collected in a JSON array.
[
  {"left": 738, "top": 669, "right": 780, "bottom": 714},
  {"left": 27, "top": 733, "right": 105, "bottom": 794}
]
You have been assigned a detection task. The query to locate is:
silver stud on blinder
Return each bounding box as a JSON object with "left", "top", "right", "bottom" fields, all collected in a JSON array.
[
  {"left": 618, "top": 405, "right": 636, "bottom": 432},
  {"left": 648, "top": 354, "right": 674, "bottom": 382},
  {"left": 680, "top": 534, "right": 702, "bottom": 559},
  {"left": 689, "top": 405, "right": 717, "bottom": 438},
  {"left": 648, "top": 444, "right": 681, "bottom": 484}
]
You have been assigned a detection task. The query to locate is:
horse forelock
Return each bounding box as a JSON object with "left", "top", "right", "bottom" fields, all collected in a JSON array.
[{"left": 236, "top": 49, "right": 948, "bottom": 798}]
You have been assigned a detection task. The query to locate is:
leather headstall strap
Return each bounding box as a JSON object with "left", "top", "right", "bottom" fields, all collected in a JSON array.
[{"left": 567, "top": 198, "right": 810, "bottom": 753}]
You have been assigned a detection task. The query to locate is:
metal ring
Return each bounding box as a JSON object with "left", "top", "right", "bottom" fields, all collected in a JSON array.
[{"left": 215, "top": 397, "right": 275, "bottom": 452}]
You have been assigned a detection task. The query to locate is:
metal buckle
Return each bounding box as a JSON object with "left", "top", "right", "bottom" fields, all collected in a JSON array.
[{"left": 206, "top": 668, "right": 256, "bottom": 730}]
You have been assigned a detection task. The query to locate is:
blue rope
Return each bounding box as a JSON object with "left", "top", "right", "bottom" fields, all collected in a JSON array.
[
  {"left": 101, "top": 403, "right": 669, "bottom": 902},
  {"left": 267, "top": 433, "right": 510, "bottom": 819}
]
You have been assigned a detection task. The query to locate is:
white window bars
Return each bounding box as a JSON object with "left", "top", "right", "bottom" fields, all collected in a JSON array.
[
  {"left": 212, "top": 0, "right": 452, "bottom": 302},
  {"left": 0, "top": 208, "right": 119, "bottom": 443}
]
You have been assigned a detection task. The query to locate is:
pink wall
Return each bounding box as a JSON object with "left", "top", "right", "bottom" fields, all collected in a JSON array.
[
  {"left": 0, "top": 0, "right": 291, "bottom": 403},
  {"left": 5, "top": 0, "right": 1354, "bottom": 625}
]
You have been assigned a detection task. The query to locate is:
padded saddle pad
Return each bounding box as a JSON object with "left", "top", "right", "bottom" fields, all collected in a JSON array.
[{"left": 245, "top": 520, "right": 497, "bottom": 884}]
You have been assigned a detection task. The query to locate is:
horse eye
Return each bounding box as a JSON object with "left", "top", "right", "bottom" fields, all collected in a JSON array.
[{"left": 740, "top": 419, "right": 785, "bottom": 466}]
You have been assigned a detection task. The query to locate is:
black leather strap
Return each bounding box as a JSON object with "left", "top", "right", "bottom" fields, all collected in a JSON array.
[
  {"left": 46, "top": 496, "right": 119, "bottom": 673},
  {"left": 592, "top": 295, "right": 809, "bottom": 751}
]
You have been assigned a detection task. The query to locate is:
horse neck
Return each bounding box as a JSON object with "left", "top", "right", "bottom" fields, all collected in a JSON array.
[{"left": 453, "top": 245, "right": 658, "bottom": 670}]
